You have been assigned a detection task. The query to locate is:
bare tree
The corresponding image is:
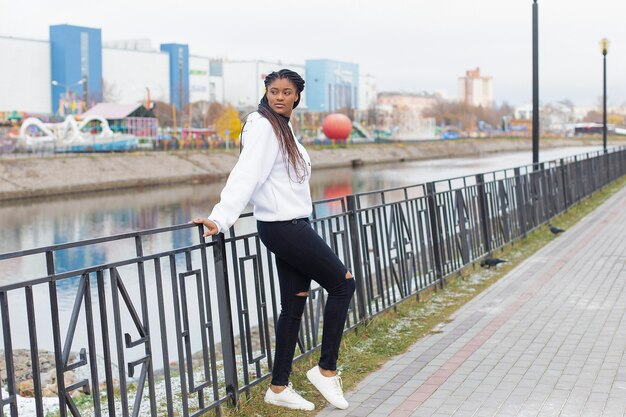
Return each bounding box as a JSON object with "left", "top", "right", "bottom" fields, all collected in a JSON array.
[{"left": 102, "top": 79, "right": 120, "bottom": 103}]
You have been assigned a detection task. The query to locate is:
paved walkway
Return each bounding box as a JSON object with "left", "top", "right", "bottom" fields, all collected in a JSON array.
[{"left": 318, "top": 185, "right": 626, "bottom": 417}]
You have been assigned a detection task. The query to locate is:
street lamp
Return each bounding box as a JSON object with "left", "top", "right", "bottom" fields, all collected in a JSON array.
[
  {"left": 52, "top": 78, "right": 86, "bottom": 114},
  {"left": 532, "top": 0, "right": 539, "bottom": 169},
  {"left": 51, "top": 78, "right": 86, "bottom": 92},
  {"left": 600, "top": 38, "right": 609, "bottom": 152}
]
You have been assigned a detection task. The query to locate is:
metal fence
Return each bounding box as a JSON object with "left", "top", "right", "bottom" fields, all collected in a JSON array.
[{"left": 1, "top": 147, "right": 625, "bottom": 416}]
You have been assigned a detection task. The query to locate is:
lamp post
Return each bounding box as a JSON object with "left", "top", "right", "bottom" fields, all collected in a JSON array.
[
  {"left": 532, "top": 0, "right": 539, "bottom": 169},
  {"left": 600, "top": 38, "right": 609, "bottom": 153}
]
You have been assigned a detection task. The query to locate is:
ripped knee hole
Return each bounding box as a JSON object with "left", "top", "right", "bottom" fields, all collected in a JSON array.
[
  {"left": 295, "top": 291, "right": 309, "bottom": 297},
  {"left": 345, "top": 271, "right": 353, "bottom": 279}
]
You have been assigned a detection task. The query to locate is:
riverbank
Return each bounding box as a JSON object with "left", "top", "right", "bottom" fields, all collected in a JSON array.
[{"left": 0, "top": 137, "right": 618, "bottom": 201}]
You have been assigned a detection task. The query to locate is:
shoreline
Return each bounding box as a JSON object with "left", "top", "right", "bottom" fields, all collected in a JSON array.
[{"left": 0, "top": 137, "right": 618, "bottom": 202}]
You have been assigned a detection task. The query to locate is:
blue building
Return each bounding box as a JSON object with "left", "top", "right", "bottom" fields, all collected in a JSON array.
[
  {"left": 50, "top": 25, "right": 103, "bottom": 114},
  {"left": 305, "top": 59, "right": 359, "bottom": 112},
  {"left": 160, "top": 44, "right": 190, "bottom": 111}
]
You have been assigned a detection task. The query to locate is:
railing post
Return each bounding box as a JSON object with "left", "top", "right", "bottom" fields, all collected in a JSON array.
[
  {"left": 514, "top": 168, "right": 527, "bottom": 238},
  {"left": 346, "top": 194, "right": 368, "bottom": 322},
  {"left": 426, "top": 182, "right": 444, "bottom": 287},
  {"left": 0, "top": 291, "right": 18, "bottom": 417},
  {"left": 539, "top": 162, "right": 550, "bottom": 220},
  {"left": 560, "top": 158, "right": 569, "bottom": 211},
  {"left": 455, "top": 189, "right": 470, "bottom": 264},
  {"left": 605, "top": 150, "right": 611, "bottom": 185},
  {"left": 573, "top": 156, "right": 581, "bottom": 203},
  {"left": 475, "top": 174, "right": 491, "bottom": 254},
  {"left": 212, "top": 233, "right": 239, "bottom": 406}
]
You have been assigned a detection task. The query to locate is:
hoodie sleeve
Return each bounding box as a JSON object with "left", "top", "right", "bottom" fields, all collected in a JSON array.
[{"left": 208, "top": 116, "right": 279, "bottom": 233}]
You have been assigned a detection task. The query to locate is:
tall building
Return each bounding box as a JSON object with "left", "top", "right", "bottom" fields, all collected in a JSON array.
[
  {"left": 50, "top": 25, "right": 103, "bottom": 114},
  {"left": 305, "top": 59, "right": 359, "bottom": 112},
  {"left": 160, "top": 44, "right": 189, "bottom": 111},
  {"left": 458, "top": 67, "right": 493, "bottom": 108}
]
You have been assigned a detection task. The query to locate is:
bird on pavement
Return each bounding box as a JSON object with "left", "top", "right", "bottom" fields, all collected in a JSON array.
[
  {"left": 549, "top": 224, "right": 565, "bottom": 236},
  {"left": 480, "top": 257, "right": 507, "bottom": 268}
]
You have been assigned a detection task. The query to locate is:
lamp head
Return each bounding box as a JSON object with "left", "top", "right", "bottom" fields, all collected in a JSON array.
[{"left": 600, "top": 38, "right": 610, "bottom": 56}]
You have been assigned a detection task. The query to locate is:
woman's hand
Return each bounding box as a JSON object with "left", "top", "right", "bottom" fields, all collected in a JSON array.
[{"left": 191, "top": 218, "right": 219, "bottom": 237}]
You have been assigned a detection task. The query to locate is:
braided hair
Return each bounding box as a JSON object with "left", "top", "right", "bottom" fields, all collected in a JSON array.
[{"left": 257, "top": 69, "right": 308, "bottom": 183}]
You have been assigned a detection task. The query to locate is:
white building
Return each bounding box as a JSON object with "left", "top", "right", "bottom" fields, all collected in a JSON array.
[
  {"left": 458, "top": 67, "right": 493, "bottom": 108},
  {"left": 0, "top": 36, "right": 52, "bottom": 114},
  {"left": 514, "top": 101, "right": 580, "bottom": 135},
  {"left": 189, "top": 55, "right": 210, "bottom": 104},
  {"left": 358, "top": 73, "right": 377, "bottom": 111},
  {"left": 102, "top": 46, "right": 170, "bottom": 104},
  {"left": 377, "top": 92, "right": 438, "bottom": 140},
  {"left": 222, "top": 60, "right": 307, "bottom": 110}
]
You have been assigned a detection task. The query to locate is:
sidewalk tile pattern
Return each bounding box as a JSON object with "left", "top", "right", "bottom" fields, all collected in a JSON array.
[{"left": 316, "top": 185, "right": 626, "bottom": 417}]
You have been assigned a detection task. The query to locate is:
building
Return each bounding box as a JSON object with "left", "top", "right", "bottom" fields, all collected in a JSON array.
[
  {"left": 0, "top": 24, "right": 375, "bottom": 120},
  {"left": 0, "top": 35, "right": 52, "bottom": 114},
  {"left": 513, "top": 101, "right": 581, "bottom": 135},
  {"left": 102, "top": 41, "right": 170, "bottom": 105},
  {"left": 376, "top": 92, "right": 438, "bottom": 140},
  {"left": 358, "top": 73, "right": 377, "bottom": 112},
  {"left": 81, "top": 103, "right": 158, "bottom": 139},
  {"left": 458, "top": 67, "right": 493, "bottom": 108},
  {"left": 0, "top": 25, "right": 206, "bottom": 115},
  {"left": 305, "top": 59, "right": 359, "bottom": 112}
]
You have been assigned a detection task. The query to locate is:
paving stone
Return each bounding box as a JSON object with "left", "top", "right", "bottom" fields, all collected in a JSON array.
[{"left": 323, "top": 187, "right": 626, "bottom": 417}]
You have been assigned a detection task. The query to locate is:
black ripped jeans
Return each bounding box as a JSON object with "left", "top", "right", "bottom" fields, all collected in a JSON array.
[{"left": 257, "top": 218, "right": 356, "bottom": 386}]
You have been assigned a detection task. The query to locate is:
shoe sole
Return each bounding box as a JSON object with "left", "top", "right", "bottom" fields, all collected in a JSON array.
[
  {"left": 264, "top": 397, "right": 314, "bottom": 411},
  {"left": 306, "top": 368, "right": 349, "bottom": 410}
]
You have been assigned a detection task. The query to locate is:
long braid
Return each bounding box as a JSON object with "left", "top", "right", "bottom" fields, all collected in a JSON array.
[{"left": 257, "top": 69, "right": 308, "bottom": 183}]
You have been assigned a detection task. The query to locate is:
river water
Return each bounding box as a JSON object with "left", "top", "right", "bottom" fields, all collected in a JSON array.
[
  {"left": 0, "top": 145, "right": 602, "bottom": 371},
  {"left": 0, "top": 146, "right": 602, "bottom": 258}
]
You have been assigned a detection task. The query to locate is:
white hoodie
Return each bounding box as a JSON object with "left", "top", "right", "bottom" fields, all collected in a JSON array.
[{"left": 208, "top": 112, "right": 313, "bottom": 233}]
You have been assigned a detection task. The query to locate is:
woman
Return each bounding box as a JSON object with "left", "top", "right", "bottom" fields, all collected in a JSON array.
[{"left": 192, "top": 69, "right": 355, "bottom": 411}]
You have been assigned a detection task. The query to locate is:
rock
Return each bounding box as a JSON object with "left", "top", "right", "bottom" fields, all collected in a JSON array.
[{"left": 19, "top": 379, "right": 35, "bottom": 397}]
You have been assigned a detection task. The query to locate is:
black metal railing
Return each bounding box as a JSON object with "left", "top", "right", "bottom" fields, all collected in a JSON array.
[{"left": 1, "top": 147, "right": 624, "bottom": 416}]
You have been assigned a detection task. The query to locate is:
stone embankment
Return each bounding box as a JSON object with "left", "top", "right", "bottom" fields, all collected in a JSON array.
[
  {"left": 0, "top": 137, "right": 612, "bottom": 201},
  {"left": 0, "top": 350, "right": 85, "bottom": 398}
]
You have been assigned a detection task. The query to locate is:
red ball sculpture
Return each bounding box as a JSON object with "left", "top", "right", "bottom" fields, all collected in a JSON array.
[{"left": 322, "top": 114, "right": 352, "bottom": 141}]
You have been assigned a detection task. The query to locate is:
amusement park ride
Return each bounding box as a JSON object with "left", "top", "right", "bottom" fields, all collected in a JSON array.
[{"left": 17, "top": 115, "right": 138, "bottom": 152}]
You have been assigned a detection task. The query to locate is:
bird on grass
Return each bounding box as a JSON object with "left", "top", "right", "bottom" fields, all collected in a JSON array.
[
  {"left": 549, "top": 224, "right": 565, "bottom": 236},
  {"left": 480, "top": 257, "right": 507, "bottom": 268}
]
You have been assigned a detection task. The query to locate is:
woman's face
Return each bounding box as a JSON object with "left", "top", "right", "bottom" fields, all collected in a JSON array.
[{"left": 267, "top": 78, "right": 299, "bottom": 118}]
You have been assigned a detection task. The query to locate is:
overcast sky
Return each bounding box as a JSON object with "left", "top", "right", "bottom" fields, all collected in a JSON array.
[{"left": 1, "top": 0, "right": 624, "bottom": 108}]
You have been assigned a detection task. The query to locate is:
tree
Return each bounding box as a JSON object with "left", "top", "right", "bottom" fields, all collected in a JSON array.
[
  {"left": 152, "top": 101, "right": 176, "bottom": 127},
  {"left": 583, "top": 110, "right": 624, "bottom": 125},
  {"left": 422, "top": 99, "right": 513, "bottom": 131},
  {"left": 102, "top": 79, "right": 120, "bottom": 103},
  {"left": 205, "top": 102, "right": 226, "bottom": 128},
  {"left": 215, "top": 105, "right": 242, "bottom": 143}
]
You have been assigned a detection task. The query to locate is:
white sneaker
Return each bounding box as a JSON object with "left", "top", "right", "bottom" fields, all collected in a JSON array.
[
  {"left": 306, "top": 366, "right": 349, "bottom": 410},
  {"left": 264, "top": 382, "right": 315, "bottom": 411}
]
